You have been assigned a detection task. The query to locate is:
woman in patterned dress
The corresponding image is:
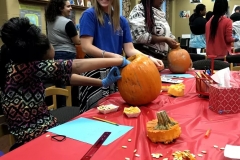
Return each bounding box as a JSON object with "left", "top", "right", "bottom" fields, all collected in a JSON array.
[
  {"left": 128, "top": 0, "right": 178, "bottom": 59},
  {"left": 79, "top": 0, "right": 164, "bottom": 113},
  {"left": 0, "top": 17, "right": 129, "bottom": 151}
]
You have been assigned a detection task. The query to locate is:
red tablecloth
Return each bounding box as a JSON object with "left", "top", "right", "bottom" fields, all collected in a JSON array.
[{"left": 1, "top": 71, "right": 240, "bottom": 160}]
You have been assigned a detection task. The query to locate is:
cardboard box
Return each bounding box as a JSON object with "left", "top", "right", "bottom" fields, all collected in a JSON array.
[{"left": 209, "top": 84, "right": 240, "bottom": 114}]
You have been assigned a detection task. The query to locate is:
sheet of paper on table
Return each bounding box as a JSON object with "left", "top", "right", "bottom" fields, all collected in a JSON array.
[
  {"left": 47, "top": 117, "right": 133, "bottom": 145},
  {"left": 161, "top": 74, "right": 194, "bottom": 78},
  {"left": 224, "top": 144, "right": 240, "bottom": 159},
  {"left": 161, "top": 76, "right": 184, "bottom": 84}
]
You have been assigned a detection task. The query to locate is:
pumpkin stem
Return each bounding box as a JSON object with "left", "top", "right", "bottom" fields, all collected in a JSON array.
[{"left": 155, "top": 111, "right": 176, "bottom": 130}]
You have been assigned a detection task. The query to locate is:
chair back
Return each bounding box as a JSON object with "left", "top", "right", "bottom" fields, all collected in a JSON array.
[
  {"left": 0, "top": 115, "right": 15, "bottom": 146},
  {"left": 45, "top": 86, "right": 72, "bottom": 110},
  {"left": 230, "top": 63, "right": 240, "bottom": 71},
  {"left": 193, "top": 59, "right": 230, "bottom": 70},
  {"left": 189, "top": 53, "right": 206, "bottom": 62}
]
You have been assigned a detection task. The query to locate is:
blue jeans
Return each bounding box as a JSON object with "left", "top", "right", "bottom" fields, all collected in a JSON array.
[{"left": 54, "top": 51, "right": 76, "bottom": 60}]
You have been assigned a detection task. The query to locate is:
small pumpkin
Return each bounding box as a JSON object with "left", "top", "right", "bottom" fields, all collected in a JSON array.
[
  {"left": 117, "top": 54, "right": 161, "bottom": 106},
  {"left": 168, "top": 44, "right": 191, "bottom": 73},
  {"left": 146, "top": 110, "right": 181, "bottom": 144}
]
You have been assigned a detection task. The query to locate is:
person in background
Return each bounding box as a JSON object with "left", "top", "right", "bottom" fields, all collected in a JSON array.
[
  {"left": 205, "top": 0, "right": 238, "bottom": 58},
  {"left": 45, "top": 0, "right": 80, "bottom": 59},
  {"left": 128, "top": 0, "right": 178, "bottom": 60},
  {"left": 230, "top": 12, "right": 240, "bottom": 52},
  {"left": 0, "top": 17, "right": 129, "bottom": 151},
  {"left": 206, "top": 11, "right": 213, "bottom": 22},
  {"left": 79, "top": 0, "right": 164, "bottom": 113},
  {"left": 188, "top": 4, "right": 206, "bottom": 53},
  {"left": 45, "top": 0, "right": 81, "bottom": 107},
  {"left": 234, "top": 6, "right": 240, "bottom": 13}
]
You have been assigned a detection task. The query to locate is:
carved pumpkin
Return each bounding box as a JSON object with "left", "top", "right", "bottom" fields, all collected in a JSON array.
[
  {"left": 147, "top": 111, "right": 181, "bottom": 144},
  {"left": 168, "top": 44, "right": 191, "bottom": 73},
  {"left": 117, "top": 54, "right": 161, "bottom": 106}
]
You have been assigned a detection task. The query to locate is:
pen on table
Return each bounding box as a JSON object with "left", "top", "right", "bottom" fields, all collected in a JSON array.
[
  {"left": 205, "top": 129, "right": 211, "bottom": 138},
  {"left": 92, "top": 117, "right": 119, "bottom": 126},
  {"left": 195, "top": 71, "right": 201, "bottom": 78}
]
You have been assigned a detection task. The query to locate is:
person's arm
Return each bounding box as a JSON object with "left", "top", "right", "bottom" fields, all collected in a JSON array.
[
  {"left": 79, "top": 11, "right": 121, "bottom": 58},
  {"left": 225, "top": 20, "right": 235, "bottom": 43},
  {"left": 80, "top": 36, "right": 121, "bottom": 58},
  {"left": 71, "top": 58, "right": 125, "bottom": 74},
  {"left": 65, "top": 21, "right": 80, "bottom": 45},
  {"left": 70, "top": 74, "right": 102, "bottom": 86}
]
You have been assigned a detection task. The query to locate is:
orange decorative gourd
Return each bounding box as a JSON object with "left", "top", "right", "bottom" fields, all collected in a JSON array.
[
  {"left": 168, "top": 44, "right": 191, "bottom": 73},
  {"left": 147, "top": 111, "right": 181, "bottom": 144},
  {"left": 117, "top": 54, "right": 161, "bottom": 106}
]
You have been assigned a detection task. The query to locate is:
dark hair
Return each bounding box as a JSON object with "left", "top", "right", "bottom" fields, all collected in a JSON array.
[
  {"left": 210, "top": 0, "right": 228, "bottom": 41},
  {"left": 194, "top": 4, "right": 206, "bottom": 15},
  {"left": 206, "top": 11, "right": 213, "bottom": 21},
  {"left": 235, "top": 6, "right": 240, "bottom": 12},
  {"left": 230, "top": 13, "right": 240, "bottom": 22},
  {"left": 45, "top": 0, "right": 67, "bottom": 22},
  {"left": 140, "top": 0, "right": 154, "bottom": 33},
  {"left": 0, "top": 17, "right": 50, "bottom": 89}
]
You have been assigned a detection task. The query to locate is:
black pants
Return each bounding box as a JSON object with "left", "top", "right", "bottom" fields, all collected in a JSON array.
[
  {"left": 133, "top": 43, "right": 165, "bottom": 60},
  {"left": 9, "top": 142, "right": 23, "bottom": 151}
]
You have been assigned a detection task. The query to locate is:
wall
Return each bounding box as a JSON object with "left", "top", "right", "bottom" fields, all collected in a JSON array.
[{"left": 171, "top": 0, "right": 240, "bottom": 39}]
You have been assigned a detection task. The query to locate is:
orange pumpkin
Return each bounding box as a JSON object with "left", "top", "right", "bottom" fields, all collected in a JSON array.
[
  {"left": 168, "top": 44, "right": 191, "bottom": 73},
  {"left": 147, "top": 111, "right": 181, "bottom": 144},
  {"left": 117, "top": 54, "right": 161, "bottom": 106}
]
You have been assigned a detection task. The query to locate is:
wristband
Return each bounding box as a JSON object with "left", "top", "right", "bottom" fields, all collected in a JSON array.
[{"left": 102, "top": 50, "right": 105, "bottom": 58}]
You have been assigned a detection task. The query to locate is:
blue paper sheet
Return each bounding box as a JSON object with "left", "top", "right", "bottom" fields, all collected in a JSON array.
[
  {"left": 47, "top": 117, "right": 133, "bottom": 145},
  {"left": 161, "top": 73, "right": 194, "bottom": 78}
]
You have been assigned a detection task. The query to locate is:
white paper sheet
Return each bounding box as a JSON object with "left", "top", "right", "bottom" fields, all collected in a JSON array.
[{"left": 224, "top": 144, "right": 240, "bottom": 159}]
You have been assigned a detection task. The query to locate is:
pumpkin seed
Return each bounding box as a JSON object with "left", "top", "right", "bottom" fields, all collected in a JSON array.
[
  {"left": 213, "top": 145, "right": 218, "bottom": 148},
  {"left": 125, "top": 158, "right": 130, "bottom": 160},
  {"left": 201, "top": 150, "right": 207, "bottom": 154},
  {"left": 128, "top": 139, "right": 131, "bottom": 142},
  {"left": 220, "top": 147, "right": 225, "bottom": 150},
  {"left": 133, "top": 149, "right": 137, "bottom": 153},
  {"left": 163, "top": 158, "right": 168, "bottom": 160},
  {"left": 135, "top": 154, "right": 140, "bottom": 157},
  {"left": 122, "top": 146, "right": 127, "bottom": 149},
  {"left": 198, "top": 154, "right": 203, "bottom": 157}
]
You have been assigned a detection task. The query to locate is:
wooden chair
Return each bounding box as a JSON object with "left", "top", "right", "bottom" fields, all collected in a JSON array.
[
  {"left": 0, "top": 115, "right": 15, "bottom": 147},
  {"left": 45, "top": 86, "right": 72, "bottom": 110},
  {"left": 230, "top": 63, "right": 240, "bottom": 71},
  {"left": 45, "top": 86, "right": 80, "bottom": 124}
]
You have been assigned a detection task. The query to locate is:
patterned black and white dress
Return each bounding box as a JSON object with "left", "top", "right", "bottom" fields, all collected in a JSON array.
[
  {"left": 128, "top": 3, "right": 176, "bottom": 57},
  {"left": 1, "top": 60, "right": 72, "bottom": 144}
]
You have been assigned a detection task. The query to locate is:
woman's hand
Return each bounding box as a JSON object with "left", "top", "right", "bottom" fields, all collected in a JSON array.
[
  {"left": 102, "top": 67, "right": 121, "bottom": 88},
  {"left": 119, "top": 57, "right": 130, "bottom": 68},
  {"left": 166, "top": 38, "right": 178, "bottom": 49},
  {"left": 149, "top": 56, "right": 165, "bottom": 71}
]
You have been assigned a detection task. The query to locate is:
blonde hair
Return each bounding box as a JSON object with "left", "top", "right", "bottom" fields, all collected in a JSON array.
[{"left": 92, "top": 0, "right": 120, "bottom": 31}]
